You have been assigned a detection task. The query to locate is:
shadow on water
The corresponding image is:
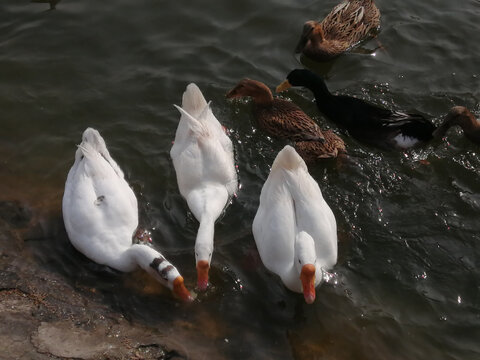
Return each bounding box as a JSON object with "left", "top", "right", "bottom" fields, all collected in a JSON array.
[
  {"left": 298, "top": 54, "right": 336, "bottom": 77},
  {"left": 31, "top": 0, "right": 61, "bottom": 11}
]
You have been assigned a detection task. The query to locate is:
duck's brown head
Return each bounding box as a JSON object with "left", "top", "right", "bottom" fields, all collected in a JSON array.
[
  {"left": 433, "top": 106, "right": 479, "bottom": 139},
  {"left": 226, "top": 78, "right": 274, "bottom": 105},
  {"left": 295, "top": 21, "right": 324, "bottom": 54}
]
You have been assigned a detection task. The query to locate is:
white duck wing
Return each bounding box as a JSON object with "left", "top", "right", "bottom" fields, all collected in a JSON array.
[
  {"left": 172, "top": 83, "right": 209, "bottom": 147},
  {"left": 284, "top": 165, "right": 338, "bottom": 270},
  {"left": 80, "top": 127, "right": 125, "bottom": 179},
  {"left": 253, "top": 145, "right": 338, "bottom": 278},
  {"left": 253, "top": 172, "right": 296, "bottom": 276},
  {"left": 174, "top": 83, "right": 236, "bottom": 181},
  {"left": 203, "top": 105, "right": 235, "bottom": 155},
  {"left": 180, "top": 83, "right": 227, "bottom": 140},
  {"left": 172, "top": 105, "right": 236, "bottom": 217},
  {"left": 63, "top": 137, "right": 138, "bottom": 262},
  {"left": 181, "top": 83, "right": 208, "bottom": 118},
  {"left": 171, "top": 102, "right": 237, "bottom": 196},
  {"left": 171, "top": 104, "right": 212, "bottom": 194}
]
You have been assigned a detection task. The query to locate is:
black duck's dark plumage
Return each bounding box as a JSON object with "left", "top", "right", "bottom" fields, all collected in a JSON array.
[{"left": 277, "top": 69, "right": 436, "bottom": 151}]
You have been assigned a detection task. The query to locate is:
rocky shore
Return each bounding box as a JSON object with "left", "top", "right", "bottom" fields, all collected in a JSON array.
[{"left": 0, "top": 183, "right": 225, "bottom": 360}]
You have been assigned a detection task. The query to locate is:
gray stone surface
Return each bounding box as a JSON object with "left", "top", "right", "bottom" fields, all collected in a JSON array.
[{"left": 0, "top": 198, "right": 225, "bottom": 360}]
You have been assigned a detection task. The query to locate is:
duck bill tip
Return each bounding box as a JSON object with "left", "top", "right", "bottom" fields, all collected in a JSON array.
[
  {"left": 302, "top": 280, "right": 316, "bottom": 304},
  {"left": 173, "top": 276, "right": 193, "bottom": 302},
  {"left": 276, "top": 80, "right": 292, "bottom": 93},
  {"left": 300, "top": 264, "right": 316, "bottom": 304},
  {"left": 225, "top": 88, "right": 239, "bottom": 99},
  {"left": 196, "top": 261, "right": 210, "bottom": 291},
  {"left": 303, "top": 291, "right": 316, "bottom": 304}
]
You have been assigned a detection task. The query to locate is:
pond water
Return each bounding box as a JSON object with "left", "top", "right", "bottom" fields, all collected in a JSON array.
[{"left": 1, "top": 1, "right": 479, "bottom": 359}]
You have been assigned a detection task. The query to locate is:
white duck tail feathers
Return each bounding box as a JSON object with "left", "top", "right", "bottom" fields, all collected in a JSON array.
[
  {"left": 174, "top": 103, "right": 211, "bottom": 137},
  {"left": 271, "top": 145, "right": 307, "bottom": 173},
  {"left": 182, "top": 83, "right": 208, "bottom": 117},
  {"left": 271, "top": 146, "right": 322, "bottom": 203},
  {"left": 82, "top": 127, "right": 105, "bottom": 148},
  {"left": 76, "top": 128, "right": 125, "bottom": 179},
  {"left": 77, "top": 142, "right": 96, "bottom": 158}
]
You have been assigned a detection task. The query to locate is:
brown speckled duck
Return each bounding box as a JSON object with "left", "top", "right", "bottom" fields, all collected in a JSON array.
[
  {"left": 295, "top": 131, "right": 346, "bottom": 162},
  {"left": 226, "top": 78, "right": 345, "bottom": 160},
  {"left": 295, "top": 0, "right": 380, "bottom": 61},
  {"left": 433, "top": 106, "right": 480, "bottom": 144}
]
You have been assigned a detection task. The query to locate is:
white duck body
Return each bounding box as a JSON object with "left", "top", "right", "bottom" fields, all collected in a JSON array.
[
  {"left": 252, "top": 145, "right": 337, "bottom": 303},
  {"left": 62, "top": 128, "right": 191, "bottom": 301},
  {"left": 170, "top": 83, "right": 238, "bottom": 290}
]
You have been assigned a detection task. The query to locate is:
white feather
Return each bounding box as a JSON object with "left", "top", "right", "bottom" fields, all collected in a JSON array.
[
  {"left": 252, "top": 145, "right": 337, "bottom": 294},
  {"left": 63, "top": 128, "right": 185, "bottom": 292},
  {"left": 170, "top": 83, "right": 238, "bottom": 271}
]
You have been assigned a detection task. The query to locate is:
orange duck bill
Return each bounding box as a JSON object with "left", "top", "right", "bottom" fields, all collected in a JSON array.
[
  {"left": 172, "top": 276, "right": 193, "bottom": 302},
  {"left": 300, "top": 264, "right": 316, "bottom": 304},
  {"left": 275, "top": 80, "right": 292, "bottom": 93},
  {"left": 196, "top": 260, "right": 210, "bottom": 291}
]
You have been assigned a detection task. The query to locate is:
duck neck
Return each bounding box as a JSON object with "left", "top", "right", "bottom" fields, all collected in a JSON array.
[
  {"left": 294, "top": 232, "right": 317, "bottom": 270},
  {"left": 281, "top": 263, "right": 304, "bottom": 292},
  {"left": 313, "top": 26, "right": 324, "bottom": 42},
  {"left": 308, "top": 77, "right": 346, "bottom": 123},
  {"left": 460, "top": 114, "right": 480, "bottom": 134},
  {"left": 279, "top": 231, "right": 321, "bottom": 292},
  {"left": 195, "top": 216, "right": 215, "bottom": 262},
  {"left": 436, "top": 112, "right": 480, "bottom": 139},
  {"left": 302, "top": 75, "right": 334, "bottom": 108},
  {"left": 251, "top": 85, "right": 274, "bottom": 106},
  {"left": 122, "top": 244, "right": 180, "bottom": 289}
]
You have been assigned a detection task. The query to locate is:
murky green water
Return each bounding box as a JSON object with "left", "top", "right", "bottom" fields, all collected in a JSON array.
[{"left": 1, "top": 1, "right": 479, "bottom": 359}]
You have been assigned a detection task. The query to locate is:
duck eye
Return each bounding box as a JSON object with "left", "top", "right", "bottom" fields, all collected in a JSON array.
[{"left": 298, "top": 259, "right": 301, "bottom": 264}]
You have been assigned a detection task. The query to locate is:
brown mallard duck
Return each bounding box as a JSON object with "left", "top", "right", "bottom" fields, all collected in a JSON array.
[
  {"left": 226, "top": 78, "right": 345, "bottom": 160},
  {"left": 295, "top": 131, "right": 346, "bottom": 162},
  {"left": 433, "top": 106, "right": 480, "bottom": 144},
  {"left": 295, "top": 0, "right": 381, "bottom": 61}
]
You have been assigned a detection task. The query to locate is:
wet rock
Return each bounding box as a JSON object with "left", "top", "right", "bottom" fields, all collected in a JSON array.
[
  {"left": 0, "top": 196, "right": 226, "bottom": 360},
  {"left": 34, "top": 319, "right": 193, "bottom": 359},
  {"left": 0, "top": 200, "right": 32, "bottom": 229},
  {"left": 0, "top": 290, "right": 52, "bottom": 360},
  {"left": 0, "top": 269, "right": 20, "bottom": 289}
]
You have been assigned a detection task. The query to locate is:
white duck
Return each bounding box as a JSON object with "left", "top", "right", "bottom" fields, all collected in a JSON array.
[
  {"left": 252, "top": 145, "right": 337, "bottom": 303},
  {"left": 171, "top": 83, "right": 238, "bottom": 291},
  {"left": 62, "top": 128, "right": 192, "bottom": 302}
]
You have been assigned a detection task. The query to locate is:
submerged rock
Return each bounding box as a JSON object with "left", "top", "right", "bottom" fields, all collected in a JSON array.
[
  {"left": 0, "top": 200, "right": 31, "bottom": 229},
  {"left": 0, "top": 197, "right": 224, "bottom": 360}
]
